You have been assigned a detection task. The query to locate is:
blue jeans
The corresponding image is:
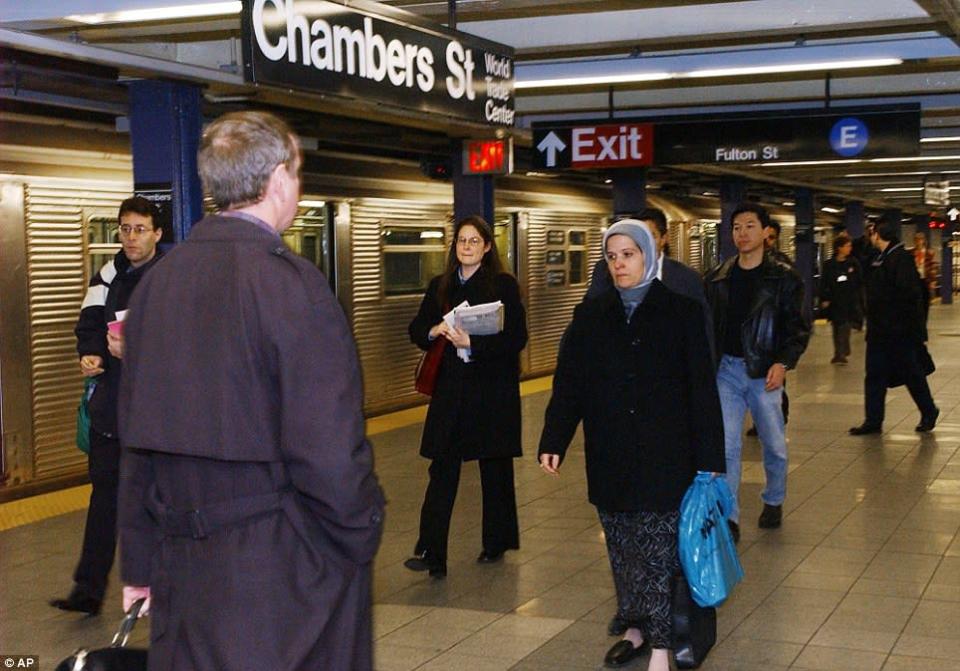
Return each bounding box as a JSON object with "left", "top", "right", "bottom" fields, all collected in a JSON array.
[{"left": 717, "top": 355, "right": 788, "bottom": 523}]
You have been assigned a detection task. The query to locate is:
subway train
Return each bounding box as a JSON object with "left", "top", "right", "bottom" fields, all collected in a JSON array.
[{"left": 0, "top": 122, "right": 827, "bottom": 495}]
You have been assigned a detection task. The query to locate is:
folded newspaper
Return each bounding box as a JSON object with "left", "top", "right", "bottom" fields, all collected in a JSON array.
[{"left": 442, "top": 300, "right": 504, "bottom": 362}]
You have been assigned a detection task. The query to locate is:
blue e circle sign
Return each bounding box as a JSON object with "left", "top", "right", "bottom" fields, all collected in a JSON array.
[{"left": 830, "top": 117, "right": 869, "bottom": 157}]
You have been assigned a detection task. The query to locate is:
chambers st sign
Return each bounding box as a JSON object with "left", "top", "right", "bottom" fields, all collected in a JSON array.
[{"left": 241, "top": 0, "right": 515, "bottom": 127}]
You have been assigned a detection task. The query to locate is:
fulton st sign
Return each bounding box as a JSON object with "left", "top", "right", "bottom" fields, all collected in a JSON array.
[
  {"left": 241, "top": 0, "right": 515, "bottom": 126},
  {"left": 532, "top": 105, "right": 920, "bottom": 170}
]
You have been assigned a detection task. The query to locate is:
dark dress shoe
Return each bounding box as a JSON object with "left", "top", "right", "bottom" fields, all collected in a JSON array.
[
  {"left": 603, "top": 639, "right": 648, "bottom": 667},
  {"left": 849, "top": 423, "right": 882, "bottom": 436},
  {"left": 758, "top": 504, "right": 782, "bottom": 529},
  {"left": 727, "top": 519, "right": 741, "bottom": 544},
  {"left": 403, "top": 552, "right": 447, "bottom": 578},
  {"left": 50, "top": 589, "right": 101, "bottom": 615},
  {"left": 916, "top": 407, "right": 940, "bottom": 433},
  {"left": 476, "top": 549, "right": 505, "bottom": 564},
  {"left": 607, "top": 615, "right": 627, "bottom": 637}
]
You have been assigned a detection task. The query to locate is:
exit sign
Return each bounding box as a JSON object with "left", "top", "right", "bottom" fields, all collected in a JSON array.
[{"left": 462, "top": 138, "right": 513, "bottom": 175}]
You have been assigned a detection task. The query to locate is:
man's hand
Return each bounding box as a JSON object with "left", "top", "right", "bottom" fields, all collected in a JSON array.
[
  {"left": 80, "top": 355, "right": 104, "bottom": 377},
  {"left": 122, "top": 585, "right": 151, "bottom": 616},
  {"left": 539, "top": 453, "right": 561, "bottom": 476},
  {"left": 765, "top": 363, "right": 787, "bottom": 391},
  {"left": 107, "top": 332, "right": 124, "bottom": 359}
]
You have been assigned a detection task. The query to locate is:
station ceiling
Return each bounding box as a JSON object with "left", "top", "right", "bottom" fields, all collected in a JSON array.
[{"left": 4, "top": 0, "right": 960, "bottom": 219}]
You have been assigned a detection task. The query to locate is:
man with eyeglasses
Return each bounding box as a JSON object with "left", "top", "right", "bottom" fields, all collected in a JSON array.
[{"left": 51, "top": 196, "right": 164, "bottom": 616}]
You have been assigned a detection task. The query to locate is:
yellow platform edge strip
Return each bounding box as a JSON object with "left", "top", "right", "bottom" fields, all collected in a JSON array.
[{"left": 0, "top": 375, "right": 554, "bottom": 532}]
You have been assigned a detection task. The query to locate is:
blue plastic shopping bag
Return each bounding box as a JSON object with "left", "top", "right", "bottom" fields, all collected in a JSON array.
[{"left": 678, "top": 473, "right": 744, "bottom": 607}]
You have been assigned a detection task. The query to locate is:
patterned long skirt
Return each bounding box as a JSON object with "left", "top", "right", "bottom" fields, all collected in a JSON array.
[{"left": 598, "top": 508, "right": 680, "bottom": 649}]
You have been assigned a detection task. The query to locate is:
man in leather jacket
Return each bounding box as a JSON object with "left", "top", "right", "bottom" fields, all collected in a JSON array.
[{"left": 704, "top": 203, "right": 810, "bottom": 541}]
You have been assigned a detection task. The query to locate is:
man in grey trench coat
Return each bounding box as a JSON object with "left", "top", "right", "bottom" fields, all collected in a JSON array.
[{"left": 117, "top": 111, "right": 385, "bottom": 670}]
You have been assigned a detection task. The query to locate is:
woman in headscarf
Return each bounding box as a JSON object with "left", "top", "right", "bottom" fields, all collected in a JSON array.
[{"left": 538, "top": 220, "right": 725, "bottom": 671}]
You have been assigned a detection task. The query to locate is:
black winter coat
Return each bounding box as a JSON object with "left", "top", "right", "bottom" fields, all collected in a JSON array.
[
  {"left": 820, "top": 256, "right": 865, "bottom": 327},
  {"left": 409, "top": 268, "right": 528, "bottom": 461},
  {"left": 538, "top": 281, "right": 725, "bottom": 512},
  {"left": 866, "top": 242, "right": 927, "bottom": 342},
  {"left": 704, "top": 253, "right": 811, "bottom": 378}
]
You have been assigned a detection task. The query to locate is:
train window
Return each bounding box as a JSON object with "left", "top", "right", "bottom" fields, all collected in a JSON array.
[
  {"left": 283, "top": 203, "right": 331, "bottom": 276},
  {"left": 569, "top": 251, "right": 585, "bottom": 284},
  {"left": 568, "top": 231, "right": 585, "bottom": 246},
  {"left": 493, "top": 215, "right": 515, "bottom": 274},
  {"left": 84, "top": 214, "right": 122, "bottom": 282},
  {"left": 382, "top": 225, "right": 447, "bottom": 296}
]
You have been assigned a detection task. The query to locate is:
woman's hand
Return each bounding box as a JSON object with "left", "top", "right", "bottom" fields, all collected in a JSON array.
[
  {"left": 539, "top": 453, "right": 561, "bottom": 476},
  {"left": 107, "top": 331, "right": 124, "bottom": 359},
  {"left": 445, "top": 326, "right": 471, "bottom": 349},
  {"left": 428, "top": 321, "right": 450, "bottom": 340},
  {"left": 79, "top": 355, "right": 104, "bottom": 377},
  {"left": 122, "top": 585, "right": 151, "bottom": 616}
]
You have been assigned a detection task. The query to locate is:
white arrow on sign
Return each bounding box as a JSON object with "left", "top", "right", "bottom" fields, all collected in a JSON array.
[
  {"left": 949, "top": 207, "right": 960, "bottom": 221},
  {"left": 537, "top": 131, "right": 567, "bottom": 168}
]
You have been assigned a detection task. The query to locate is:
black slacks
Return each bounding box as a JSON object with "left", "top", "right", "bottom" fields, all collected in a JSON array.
[
  {"left": 74, "top": 428, "right": 120, "bottom": 599},
  {"left": 416, "top": 453, "right": 519, "bottom": 561},
  {"left": 831, "top": 322, "right": 852, "bottom": 360},
  {"left": 864, "top": 339, "right": 936, "bottom": 426}
]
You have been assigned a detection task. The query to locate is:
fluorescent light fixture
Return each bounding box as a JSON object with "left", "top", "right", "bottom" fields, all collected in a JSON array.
[
  {"left": 515, "top": 72, "right": 672, "bottom": 90},
  {"left": 67, "top": 1, "right": 240, "bottom": 24},
  {"left": 686, "top": 58, "right": 902, "bottom": 79},
  {"left": 870, "top": 155, "right": 960, "bottom": 163},
  {"left": 921, "top": 136, "right": 960, "bottom": 143},
  {"left": 762, "top": 155, "right": 960, "bottom": 167},
  {"left": 298, "top": 199, "right": 326, "bottom": 208},
  {"left": 878, "top": 187, "right": 922, "bottom": 192},
  {"left": 782, "top": 200, "right": 795, "bottom": 206},
  {"left": 821, "top": 206, "right": 842, "bottom": 214},
  {"left": 419, "top": 231, "right": 443, "bottom": 239},
  {"left": 759, "top": 159, "right": 862, "bottom": 167}
]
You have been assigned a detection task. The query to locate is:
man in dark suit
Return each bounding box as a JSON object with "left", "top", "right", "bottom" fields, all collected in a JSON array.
[{"left": 587, "top": 208, "right": 714, "bottom": 357}]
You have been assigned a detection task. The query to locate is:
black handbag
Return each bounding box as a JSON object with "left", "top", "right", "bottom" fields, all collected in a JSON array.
[
  {"left": 55, "top": 599, "right": 147, "bottom": 671},
  {"left": 672, "top": 572, "right": 717, "bottom": 669}
]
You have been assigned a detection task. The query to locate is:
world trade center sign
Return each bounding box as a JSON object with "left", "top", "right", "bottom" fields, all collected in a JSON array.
[{"left": 240, "top": 0, "right": 516, "bottom": 127}]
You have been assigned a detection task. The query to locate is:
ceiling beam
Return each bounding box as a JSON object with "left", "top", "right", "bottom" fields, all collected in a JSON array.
[
  {"left": 383, "top": 0, "right": 745, "bottom": 22},
  {"left": 916, "top": 0, "right": 960, "bottom": 45},
  {"left": 514, "top": 17, "right": 943, "bottom": 61}
]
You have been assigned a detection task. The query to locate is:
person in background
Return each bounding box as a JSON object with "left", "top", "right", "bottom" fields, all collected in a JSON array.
[
  {"left": 704, "top": 203, "right": 810, "bottom": 542},
  {"left": 850, "top": 215, "right": 939, "bottom": 435},
  {"left": 539, "top": 220, "right": 724, "bottom": 671},
  {"left": 912, "top": 232, "right": 939, "bottom": 305},
  {"left": 820, "top": 232, "right": 864, "bottom": 365},
  {"left": 405, "top": 215, "right": 528, "bottom": 578},
  {"left": 117, "top": 111, "right": 385, "bottom": 670},
  {"left": 51, "top": 196, "right": 163, "bottom": 616}
]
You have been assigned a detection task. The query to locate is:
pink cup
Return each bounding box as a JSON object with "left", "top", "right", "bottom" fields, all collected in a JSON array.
[{"left": 107, "top": 320, "right": 125, "bottom": 337}]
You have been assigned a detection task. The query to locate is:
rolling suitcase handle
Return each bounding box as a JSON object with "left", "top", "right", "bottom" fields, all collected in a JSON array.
[
  {"left": 110, "top": 598, "right": 147, "bottom": 648},
  {"left": 57, "top": 598, "right": 148, "bottom": 671}
]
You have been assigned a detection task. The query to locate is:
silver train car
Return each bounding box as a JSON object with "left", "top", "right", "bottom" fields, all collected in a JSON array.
[{"left": 0, "top": 124, "right": 789, "bottom": 495}]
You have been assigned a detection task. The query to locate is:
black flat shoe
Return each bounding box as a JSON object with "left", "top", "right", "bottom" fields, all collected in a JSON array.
[
  {"left": 758, "top": 504, "right": 782, "bottom": 529},
  {"left": 476, "top": 549, "right": 505, "bottom": 564},
  {"left": 727, "top": 519, "right": 740, "bottom": 544},
  {"left": 607, "top": 615, "right": 627, "bottom": 637},
  {"left": 849, "top": 423, "right": 882, "bottom": 436},
  {"left": 403, "top": 552, "right": 447, "bottom": 578},
  {"left": 50, "top": 589, "right": 101, "bottom": 616},
  {"left": 916, "top": 407, "right": 940, "bottom": 433},
  {"left": 604, "top": 639, "right": 648, "bottom": 667}
]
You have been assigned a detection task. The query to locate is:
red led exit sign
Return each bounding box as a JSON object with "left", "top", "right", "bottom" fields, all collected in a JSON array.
[{"left": 462, "top": 138, "right": 513, "bottom": 175}]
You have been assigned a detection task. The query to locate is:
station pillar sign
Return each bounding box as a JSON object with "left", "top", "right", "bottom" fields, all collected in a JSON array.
[{"left": 242, "top": 0, "right": 515, "bottom": 127}]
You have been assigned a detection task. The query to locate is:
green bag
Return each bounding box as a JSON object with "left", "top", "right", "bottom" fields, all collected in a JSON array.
[{"left": 76, "top": 377, "right": 97, "bottom": 455}]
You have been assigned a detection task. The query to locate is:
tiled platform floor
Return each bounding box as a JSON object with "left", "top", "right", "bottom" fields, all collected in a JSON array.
[{"left": 3, "top": 306, "right": 960, "bottom": 670}]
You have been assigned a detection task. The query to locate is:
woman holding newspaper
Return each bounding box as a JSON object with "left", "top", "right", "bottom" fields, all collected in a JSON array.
[{"left": 406, "top": 215, "right": 528, "bottom": 578}]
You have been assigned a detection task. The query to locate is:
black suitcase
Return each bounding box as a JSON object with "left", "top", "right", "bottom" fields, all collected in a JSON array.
[
  {"left": 673, "top": 573, "right": 717, "bottom": 669},
  {"left": 55, "top": 599, "right": 148, "bottom": 671}
]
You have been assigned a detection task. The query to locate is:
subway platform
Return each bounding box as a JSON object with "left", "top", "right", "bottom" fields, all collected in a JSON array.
[{"left": 3, "top": 307, "right": 960, "bottom": 671}]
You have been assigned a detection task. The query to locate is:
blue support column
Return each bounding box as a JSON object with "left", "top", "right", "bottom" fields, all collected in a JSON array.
[
  {"left": 843, "top": 201, "right": 864, "bottom": 237},
  {"left": 942, "top": 228, "right": 954, "bottom": 305},
  {"left": 452, "top": 143, "right": 494, "bottom": 224},
  {"left": 611, "top": 168, "right": 646, "bottom": 217},
  {"left": 794, "top": 188, "right": 816, "bottom": 322},
  {"left": 128, "top": 80, "right": 203, "bottom": 242},
  {"left": 719, "top": 177, "right": 747, "bottom": 261}
]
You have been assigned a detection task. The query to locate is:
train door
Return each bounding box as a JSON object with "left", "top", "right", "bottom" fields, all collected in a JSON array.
[
  {"left": 493, "top": 213, "right": 517, "bottom": 275},
  {"left": 690, "top": 220, "right": 720, "bottom": 273},
  {"left": 282, "top": 199, "right": 336, "bottom": 289}
]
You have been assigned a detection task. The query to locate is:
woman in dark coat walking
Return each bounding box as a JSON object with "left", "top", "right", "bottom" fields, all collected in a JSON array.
[
  {"left": 405, "top": 215, "right": 528, "bottom": 577},
  {"left": 820, "top": 232, "right": 865, "bottom": 364},
  {"left": 539, "top": 220, "right": 725, "bottom": 671}
]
